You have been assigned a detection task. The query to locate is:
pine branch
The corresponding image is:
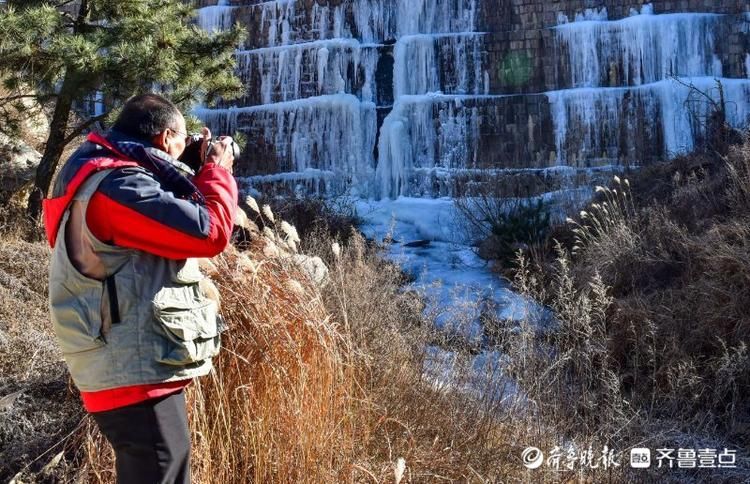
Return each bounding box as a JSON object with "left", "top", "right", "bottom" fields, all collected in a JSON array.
[
  {"left": 63, "top": 111, "right": 109, "bottom": 145},
  {"left": 73, "top": 0, "right": 89, "bottom": 33}
]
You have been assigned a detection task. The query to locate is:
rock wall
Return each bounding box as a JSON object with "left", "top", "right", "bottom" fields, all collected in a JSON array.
[
  {"left": 483, "top": 1, "right": 750, "bottom": 93},
  {"left": 194, "top": 1, "right": 750, "bottom": 198},
  {"left": 479, "top": 3, "right": 750, "bottom": 176}
]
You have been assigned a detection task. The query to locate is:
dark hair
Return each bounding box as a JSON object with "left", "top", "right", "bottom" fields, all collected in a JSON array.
[{"left": 111, "top": 93, "right": 182, "bottom": 140}]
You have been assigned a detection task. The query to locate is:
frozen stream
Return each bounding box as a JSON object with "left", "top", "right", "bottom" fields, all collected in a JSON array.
[
  {"left": 354, "top": 195, "right": 526, "bottom": 396},
  {"left": 355, "top": 196, "right": 532, "bottom": 339}
]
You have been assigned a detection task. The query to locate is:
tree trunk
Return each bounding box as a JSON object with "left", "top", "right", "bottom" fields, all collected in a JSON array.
[
  {"left": 27, "top": 0, "right": 89, "bottom": 222},
  {"left": 26, "top": 73, "right": 77, "bottom": 221}
]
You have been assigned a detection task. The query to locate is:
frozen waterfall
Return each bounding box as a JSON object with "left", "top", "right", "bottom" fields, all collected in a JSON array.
[
  {"left": 193, "top": 1, "right": 750, "bottom": 198},
  {"left": 189, "top": 0, "right": 750, "bottom": 364},
  {"left": 549, "top": 5, "right": 750, "bottom": 166},
  {"left": 555, "top": 6, "right": 723, "bottom": 87}
]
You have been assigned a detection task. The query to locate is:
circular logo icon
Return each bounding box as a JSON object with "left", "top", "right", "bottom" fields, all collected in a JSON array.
[{"left": 522, "top": 447, "right": 544, "bottom": 469}]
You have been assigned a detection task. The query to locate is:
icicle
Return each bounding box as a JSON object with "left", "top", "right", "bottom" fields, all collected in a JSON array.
[
  {"left": 375, "top": 94, "right": 490, "bottom": 198},
  {"left": 393, "top": 33, "right": 486, "bottom": 97},
  {"left": 546, "top": 78, "right": 750, "bottom": 164},
  {"left": 235, "top": 39, "right": 379, "bottom": 104},
  {"left": 376, "top": 105, "right": 412, "bottom": 199},
  {"left": 258, "top": 0, "right": 296, "bottom": 47},
  {"left": 555, "top": 9, "right": 723, "bottom": 87},
  {"left": 196, "top": 95, "right": 377, "bottom": 197},
  {"left": 195, "top": 4, "right": 234, "bottom": 33},
  {"left": 317, "top": 47, "right": 330, "bottom": 92},
  {"left": 351, "top": 0, "right": 479, "bottom": 41}
]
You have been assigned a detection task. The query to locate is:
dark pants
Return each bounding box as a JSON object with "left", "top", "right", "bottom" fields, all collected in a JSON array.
[{"left": 91, "top": 390, "right": 190, "bottom": 484}]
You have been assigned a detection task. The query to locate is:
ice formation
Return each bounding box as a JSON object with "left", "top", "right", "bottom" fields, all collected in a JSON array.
[
  {"left": 190, "top": 1, "right": 750, "bottom": 351},
  {"left": 196, "top": 1, "right": 234, "bottom": 33},
  {"left": 555, "top": 9, "right": 723, "bottom": 87},
  {"left": 193, "top": 1, "right": 750, "bottom": 198}
]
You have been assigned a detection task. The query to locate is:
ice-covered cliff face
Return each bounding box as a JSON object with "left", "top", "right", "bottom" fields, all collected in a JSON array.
[
  {"left": 194, "top": 1, "right": 750, "bottom": 199},
  {"left": 549, "top": 5, "right": 750, "bottom": 164},
  {"left": 194, "top": 0, "right": 492, "bottom": 198},
  {"left": 555, "top": 5, "right": 723, "bottom": 87}
]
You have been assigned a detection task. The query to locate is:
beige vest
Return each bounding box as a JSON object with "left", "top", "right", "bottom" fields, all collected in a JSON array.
[{"left": 48, "top": 170, "right": 223, "bottom": 392}]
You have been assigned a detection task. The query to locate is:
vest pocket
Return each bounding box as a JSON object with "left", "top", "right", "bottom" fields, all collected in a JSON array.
[
  {"left": 51, "top": 279, "right": 108, "bottom": 355},
  {"left": 152, "top": 284, "right": 222, "bottom": 366}
]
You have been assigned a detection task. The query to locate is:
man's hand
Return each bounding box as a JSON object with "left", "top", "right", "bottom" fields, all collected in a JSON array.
[{"left": 201, "top": 127, "right": 235, "bottom": 173}]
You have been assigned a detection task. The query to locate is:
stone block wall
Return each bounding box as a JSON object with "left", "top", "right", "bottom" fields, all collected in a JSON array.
[
  {"left": 482, "top": 3, "right": 750, "bottom": 94},
  {"left": 481, "top": 0, "right": 748, "bottom": 32},
  {"left": 474, "top": 0, "right": 750, "bottom": 172},
  {"left": 215, "top": 1, "right": 749, "bottom": 172}
]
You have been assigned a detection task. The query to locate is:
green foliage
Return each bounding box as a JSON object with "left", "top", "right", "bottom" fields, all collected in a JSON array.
[
  {"left": 456, "top": 186, "right": 552, "bottom": 265},
  {"left": 454, "top": 168, "right": 559, "bottom": 266},
  {"left": 482, "top": 197, "right": 551, "bottom": 262},
  {"left": 0, "top": 0, "right": 247, "bottom": 137}
]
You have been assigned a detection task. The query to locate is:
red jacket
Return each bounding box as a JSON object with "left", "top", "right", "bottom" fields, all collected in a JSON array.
[{"left": 44, "top": 131, "right": 238, "bottom": 412}]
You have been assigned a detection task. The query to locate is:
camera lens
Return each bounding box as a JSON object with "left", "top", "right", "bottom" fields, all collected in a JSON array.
[{"left": 185, "top": 134, "right": 202, "bottom": 146}]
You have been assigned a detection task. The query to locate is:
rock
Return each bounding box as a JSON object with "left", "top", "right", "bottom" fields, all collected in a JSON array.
[
  {"left": 0, "top": 133, "right": 41, "bottom": 206},
  {"left": 291, "top": 254, "right": 329, "bottom": 287},
  {"left": 230, "top": 207, "right": 329, "bottom": 287},
  {"left": 0, "top": 390, "right": 23, "bottom": 412}
]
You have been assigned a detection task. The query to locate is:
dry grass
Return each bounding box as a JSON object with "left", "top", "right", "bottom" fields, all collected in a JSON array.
[
  {"left": 188, "top": 246, "right": 352, "bottom": 483},
  {"left": 8, "top": 139, "right": 750, "bottom": 483},
  {"left": 71, "top": 219, "right": 356, "bottom": 482},
  {"left": 319, "top": 231, "right": 519, "bottom": 482},
  {"left": 565, "top": 145, "right": 750, "bottom": 437},
  {"left": 0, "top": 232, "right": 83, "bottom": 483},
  {"left": 503, "top": 138, "right": 750, "bottom": 481},
  {"left": 42, "top": 206, "right": 525, "bottom": 483}
]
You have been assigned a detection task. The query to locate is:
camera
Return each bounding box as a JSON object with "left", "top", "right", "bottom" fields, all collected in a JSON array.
[{"left": 178, "top": 134, "right": 241, "bottom": 173}]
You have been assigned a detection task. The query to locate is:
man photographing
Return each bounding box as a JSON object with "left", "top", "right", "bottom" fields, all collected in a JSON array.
[{"left": 43, "top": 93, "right": 238, "bottom": 483}]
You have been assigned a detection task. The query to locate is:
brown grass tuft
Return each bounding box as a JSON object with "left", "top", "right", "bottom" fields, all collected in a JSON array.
[
  {"left": 505, "top": 137, "right": 750, "bottom": 480},
  {"left": 0, "top": 234, "right": 83, "bottom": 483}
]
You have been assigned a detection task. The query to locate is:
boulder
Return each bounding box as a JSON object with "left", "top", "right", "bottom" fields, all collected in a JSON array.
[
  {"left": 0, "top": 133, "right": 41, "bottom": 206},
  {"left": 291, "top": 253, "right": 329, "bottom": 287}
]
